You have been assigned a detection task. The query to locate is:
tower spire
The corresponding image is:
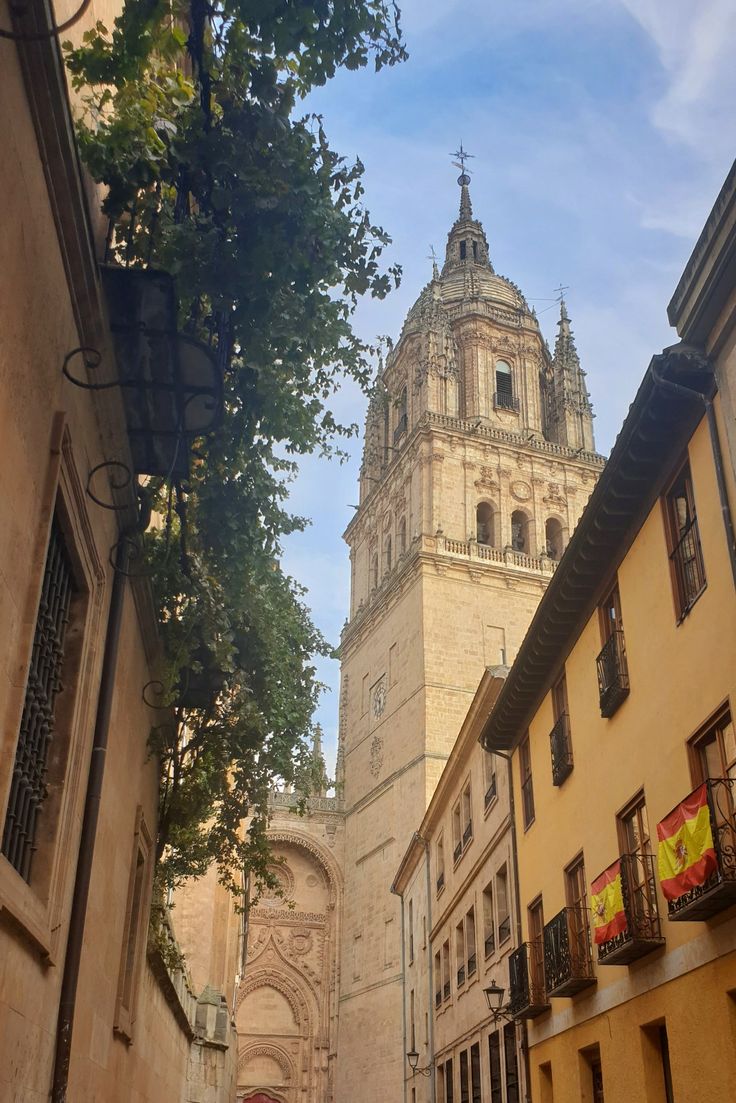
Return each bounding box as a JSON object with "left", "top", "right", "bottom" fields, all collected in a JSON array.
[{"left": 451, "top": 143, "right": 475, "bottom": 220}]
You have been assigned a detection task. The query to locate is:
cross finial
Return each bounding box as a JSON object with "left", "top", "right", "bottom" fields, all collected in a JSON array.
[
  {"left": 427, "top": 245, "right": 440, "bottom": 280},
  {"left": 553, "top": 283, "right": 569, "bottom": 304},
  {"left": 451, "top": 142, "right": 474, "bottom": 183}
]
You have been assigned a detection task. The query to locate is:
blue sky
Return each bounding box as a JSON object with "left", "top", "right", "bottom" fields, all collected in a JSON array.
[{"left": 280, "top": 0, "right": 736, "bottom": 777}]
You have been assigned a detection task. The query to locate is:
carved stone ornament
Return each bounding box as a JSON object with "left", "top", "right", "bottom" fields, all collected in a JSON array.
[
  {"left": 543, "top": 481, "right": 567, "bottom": 509},
  {"left": 288, "top": 927, "right": 314, "bottom": 956},
  {"left": 370, "top": 735, "right": 384, "bottom": 778},
  {"left": 474, "top": 466, "right": 499, "bottom": 493},
  {"left": 371, "top": 676, "right": 387, "bottom": 719},
  {"left": 510, "top": 480, "right": 532, "bottom": 502}
]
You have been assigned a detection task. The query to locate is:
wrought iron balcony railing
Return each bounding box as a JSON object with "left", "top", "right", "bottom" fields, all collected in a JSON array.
[
  {"left": 436, "top": 871, "right": 445, "bottom": 894},
  {"left": 457, "top": 965, "right": 466, "bottom": 987},
  {"left": 393, "top": 413, "right": 408, "bottom": 444},
  {"left": 484, "top": 931, "right": 495, "bottom": 957},
  {"left": 596, "top": 629, "right": 630, "bottom": 718},
  {"left": 493, "top": 391, "right": 520, "bottom": 413},
  {"left": 663, "top": 778, "right": 736, "bottom": 921},
  {"left": 453, "top": 841, "right": 462, "bottom": 863},
  {"left": 508, "top": 941, "right": 550, "bottom": 1019},
  {"left": 670, "top": 515, "right": 706, "bottom": 615},
  {"left": 467, "top": 952, "right": 477, "bottom": 976},
  {"left": 549, "top": 712, "right": 573, "bottom": 786},
  {"left": 435, "top": 989, "right": 442, "bottom": 1009},
  {"left": 498, "top": 914, "right": 511, "bottom": 945},
  {"left": 596, "top": 852, "right": 665, "bottom": 965},
  {"left": 443, "top": 980, "right": 451, "bottom": 1001},
  {"left": 463, "top": 821, "right": 473, "bottom": 846},
  {"left": 484, "top": 775, "right": 497, "bottom": 808},
  {"left": 543, "top": 906, "right": 596, "bottom": 997}
]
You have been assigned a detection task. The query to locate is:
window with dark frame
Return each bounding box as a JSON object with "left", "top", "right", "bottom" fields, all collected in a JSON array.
[
  {"left": 496, "top": 865, "right": 511, "bottom": 944},
  {"left": 527, "top": 895, "right": 546, "bottom": 999},
  {"left": 435, "top": 950, "right": 442, "bottom": 1008},
  {"left": 437, "top": 834, "right": 446, "bottom": 893},
  {"left": 503, "top": 1022, "right": 520, "bottom": 1103},
  {"left": 484, "top": 752, "right": 497, "bottom": 809},
  {"left": 483, "top": 881, "right": 495, "bottom": 957},
  {"left": 460, "top": 1050, "right": 470, "bottom": 1103},
  {"left": 470, "top": 1042, "right": 482, "bottom": 1103},
  {"left": 591, "top": 1057, "right": 605, "bottom": 1103},
  {"left": 115, "top": 808, "right": 153, "bottom": 1039},
  {"left": 617, "top": 791, "right": 658, "bottom": 932},
  {"left": 565, "top": 854, "right": 590, "bottom": 970},
  {"left": 550, "top": 671, "right": 573, "bottom": 785},
  {"left": 596, "top": 581, "right": 630, "bottom": 717},
  {"left": 466, "top": 906, "right": 477, "bottom": 976},
  {"left": 520, "top": 735, "right": 535, "bottom": 828},
  {"left": 689, "top": 708, "right": 736, "bottom": 833},
  {"left": 443, "top": 940, "right": 451, "bottom": 1001},
  {"left": 446, "top": 1057, "right": 455, "bottom": 1103},
  {"left": 665, "top": 460, "right": 706, "bottom": 618},
  {"left": 488, "top": 1032, "right": 502, "bottom": 1103},
  {"left": 1, "top": 516, "right": 76, "bottom": 883},
  {"left": 456, "top": 920, "right": 466, "bottom": 987}
]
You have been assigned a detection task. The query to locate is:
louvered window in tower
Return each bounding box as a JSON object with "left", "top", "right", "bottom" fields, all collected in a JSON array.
[
  {"left": 2, "top": 518, "right": 75, "bottom": 881},
  {"left": 494, "top": 361, "right": 517, "bottom": 412}
]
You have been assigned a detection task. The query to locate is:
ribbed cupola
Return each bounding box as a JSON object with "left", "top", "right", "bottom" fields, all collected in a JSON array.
[{"left": 547, "top": 299, "right": 595, "bottom": 451}]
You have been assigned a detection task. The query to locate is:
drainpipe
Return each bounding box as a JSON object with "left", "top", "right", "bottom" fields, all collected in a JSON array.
[
  {"left": 651, "top": 347, "right": 736, "bottom": 588},
  {"left": 493, "top": 748, "right": 532, "bottom": 1103},
  {"left": 398, "top": 884, "right": 408, "bottom": 1103},
  {"left": 51, "top": 535, "right": 131, "bottom": 1103}
]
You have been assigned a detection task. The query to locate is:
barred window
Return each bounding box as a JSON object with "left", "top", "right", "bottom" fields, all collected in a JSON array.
[
  {"left": 665, "top": 461, "right": 706, "bottom": 618},
  {"left": 2, "top": 518, "right": 75, "bottom": 881}
]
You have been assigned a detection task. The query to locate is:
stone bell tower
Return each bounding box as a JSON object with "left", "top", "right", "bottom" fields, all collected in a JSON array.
[{"left": 334, "top": 160, "right": 604, "bottom": 1102}]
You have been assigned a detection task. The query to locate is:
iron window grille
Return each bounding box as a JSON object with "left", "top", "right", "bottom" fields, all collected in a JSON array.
[
  {"left": 493, "top": 391, "right": 520, "bottom": 413},
  {"left": 498, "top": 914, "right": 511, "bottom": 944},
  {"left": 596, "top": 629, "right": 630, "bottom": 717},
  {"left": 670, "top": 515, "right": 706, "bottom": 615},
  {"left": 549, "top": 712, "right": 574, "bottom": 786},
  {"left": 484, "top": 774, "right": 497, "bottom": 808},
  {"left": 1, "top": 518, "right": 74, "bottom": 881}
]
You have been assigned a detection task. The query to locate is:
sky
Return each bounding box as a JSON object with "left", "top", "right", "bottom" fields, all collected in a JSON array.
[{"left": 280, "top": 0, "right": 736, "bottom": 778}]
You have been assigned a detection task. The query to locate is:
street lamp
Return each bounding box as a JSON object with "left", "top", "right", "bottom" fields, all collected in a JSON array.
[
  {"left": 483, "top": 980, "right": 515, "bottom": 1025},
  {"left": 406, "top": 1048, "right": 432, "bottom": 1077}
]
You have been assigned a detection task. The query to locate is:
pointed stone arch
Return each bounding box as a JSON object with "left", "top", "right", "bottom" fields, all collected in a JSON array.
[
  {"left": 235, "top": 969, "right": 313, "bottom": 1039},
  {"left": 265, "top": 828, "right": 343, "bottom": 910},
  {"left": 238, "top": 1042, "right": 294, "bottom": 1082}
]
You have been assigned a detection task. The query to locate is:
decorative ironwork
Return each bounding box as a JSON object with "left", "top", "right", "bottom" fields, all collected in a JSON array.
[
  {"left": 0, "top": 0, "right": 92, "bottom": 41},
  {"left": 543, "top": 906, "right": 595, "bottom": 997},
  {"left": 508, "top": 941, "right": 549, "bottom": 1019},
  {"left": 665, "top": 778, "right": 736, "bottom": 920},
  {"left": 493, "top": 391, "right": 520, "bottom": 413},
  {"left": 467, "top": 952, "right": 477, "bottom": 976},
  {"left": 1, "top": 519, "right": 73, "bottom": 880},
  {"left": 443, "top": 980, "right": 451, "bottom": 1000},
  {"left": 393, "top": 414, "right": 408, "bottom": 444},
  {"left": 484, "top": 931, "right": 495, "bottom": 957},
  {"left": 86, "top": 460, "right": 133, "bottom": 510},
  {"left": 142, "top": 680, "right": 167, "bottom": 709},
  {"left": 498, "top": 915, "right": 511, "bottom": 944},
  {"left": 549, "top": 712, "right": 573, "bottom": 786},
  {"left": 463, "top": 820, "right": 473, "bottom": 846},
  {"left": 597, "top": 852, "right": 665, "bottom": 964},
  {"left": 596, "top": 629, "right": 629, "bottom": 717},
  {"left": 670, "top": 515, "right": 706, "bottom": 614},
  {"left": 457, "top": 965, "right": 466, "bottom": 987}
]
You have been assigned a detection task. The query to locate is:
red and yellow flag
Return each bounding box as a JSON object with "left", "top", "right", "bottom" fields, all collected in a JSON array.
[
  {"left": 657, "top": 783, "right": 717, "bottom": 901},
  {"left": 591, "top": 860, "right": 627, "bottom": 944}
]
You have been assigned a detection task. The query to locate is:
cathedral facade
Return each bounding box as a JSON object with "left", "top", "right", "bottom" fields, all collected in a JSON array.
[{"left": 232, "top": 171, "right": 605, "bottom": 1103}]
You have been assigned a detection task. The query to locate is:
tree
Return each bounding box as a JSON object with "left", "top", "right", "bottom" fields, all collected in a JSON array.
[{"left": 65, "top": 0, "right": 406, "bottom": 899}]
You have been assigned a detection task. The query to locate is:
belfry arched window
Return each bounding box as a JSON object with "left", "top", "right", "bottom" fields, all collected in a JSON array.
[
  {"left": 545, "top": 518, "right": 564, "bottom": 561},
  {"left": 511, "top": 510, "right": 529, "bottom": 554},
  {"left": 394, "top": 387, "right": 408, "bottom": 443},
  {"left": 476, "top": 503, "right": 494, "bottom": 547},
  {"left": 494, "top": 361, "right": 516, "bottom": 412}
]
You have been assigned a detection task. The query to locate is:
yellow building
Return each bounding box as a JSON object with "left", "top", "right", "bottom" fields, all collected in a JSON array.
[{"left": 481, "top": 165, "right": 736, "bottom": 1103}]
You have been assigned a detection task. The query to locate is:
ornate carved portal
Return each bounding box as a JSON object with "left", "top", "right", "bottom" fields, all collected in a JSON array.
[{"left": 236, "top": 832, "right": 342, "bottom": 1103}]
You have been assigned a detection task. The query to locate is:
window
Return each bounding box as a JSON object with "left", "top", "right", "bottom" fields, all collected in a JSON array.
[
  {"left": 408, "top": 898, "right": 414, "bottom": 963},
  {"left": 520, "top": 736, "right": 535, "bottom": 828},
  {"left": 494, "top": 361, "right": 516, "bottom": 411},
  {"left": 466, "top": 907, "right": 477, "bottom": 976},
  {"left": 472, "top": 241, "right": 478, "bottom": 261},
  {"left": 471, "top": 1043, "right": 482, "bottom": 1103},
  {"left": 1, "top": 514, "right": 80, "bottom": 884},
  {"left": 434, "top": 950, "right": 442, "bottom": 1008},
  {"left": 115, "top": 808, "right": 153, "bottom": 1039},
  {"left": 442, "top": 940, "right": 451, "bottom": 1001},
  {"left": 462, "top": 782, "right": 473, "bottom": 845},
  {"left": 496, "top": 866, "right": 511, "bottom": 944},
  {"left": 691, "top": 708, "right": 736, "bottom": 784},
  {"left": 545, "top": 517, "right": 564, "bottom": 560},
  {"left": 437, "top": 1063, "right": 446, "bottom": 1103},
  {"left": 394, "top": 387, "right": 408, "bottom": 444},
  {"left": 550, "top": 672, "right": 573, "bottom": 785},
  {"left": 460, "top": 1050, "right": 470, "bottom": 1103},
  {"left": 565, "top": 854, "right": 590, "bottom": 963},
  {"left": 460, "top": 240, "right": 467, "bottom": 260},
  {"left": 642, "top": 1024, "right": 675, "bottom": 1103},
  {"left": 483, "top": 881, "right": 495, "bottom": 957},
  {"left": 385, "top": 535, "right": 392, "bottom": 572},
  {"left": 437, "top": 834, "right": 446, "bottom": 893},
  {"left": 510, "top": 510, "right": 529, "bottom": 553},
  {"left": 453, "top": 782, "right": 473, "bottom": 861},
  {"left": 665, "top": 460, "right": 706, "bottom": 617},
  {"left": 477, "top": 502, "right": 495, "bottom": 546},
  {"left": 371, "top": 553, "right": 379, "bottom": 589},
  {"left": 398, "top": 515, "right": 407, "bottom": 555},
  {"left": 597, "top": 582, "right": 629, "bottom": 717},
  {"left": 484, "top": 752, "right": 497, "bottom": 809},
  {"left": 456, "top": 920, "right": 466, "bottom": 986},
  {"left": 488, "top": 1032, "right": 502, "bottom": 1103},
  {"left": 453, "top": 801, "right": 463, "bottom": 861},
  {"left": 591, "top": 1058, "right": 605, "bottom": 1103},
  {"left": 446, "top": 1058, "right": 455, "bottom": 1103},
  {"left": 527, "top": 896, "right": 545, "bottom": 998},
  {"left": 503, "top": 1022, "right": 520, "bottom": 1103}
]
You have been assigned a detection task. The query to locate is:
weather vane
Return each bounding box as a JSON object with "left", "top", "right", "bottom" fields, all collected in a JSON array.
[{"left": 451, "top": 143, "right": 474, "bottom": 185}]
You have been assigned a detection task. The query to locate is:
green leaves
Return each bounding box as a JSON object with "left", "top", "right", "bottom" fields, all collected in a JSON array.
[{"left": 65, "top": 0, "right": 405, "bottom": 901}]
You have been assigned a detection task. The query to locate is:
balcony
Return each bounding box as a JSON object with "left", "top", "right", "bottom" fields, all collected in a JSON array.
[
  {"left": 457, "top": 965, "right": 466, "bottom": 987},
  {"left": 660, "top": 778, "right": 736, "bottom": 921},
  {"left": 549, "top": 713, "right": 573, "bottom": 786},
  {"left": 595, "top": 853, "right": 665, "bottom": 965},
  {"left": 484, "top": 931, "right": 495, "bottom": 957},
  {"left": 493, "top": 390, "right": 520, "bottom": 413},
  {"left": 443, "top": 980, "right": 451, "bottom": 1001},
  {"left": 467, "top": 952, "right": 477, "bottom": 976},
  {"left": 463, "top": 821, "right": 473, "bottom": 846},
  {"left": 393, "top": 413, "right": 408, "bottom": 444},
  {"left": 543, "top": 907, "right": 595, "bottom": 997},
  {"left": 436, "top": 871, "right": 445, "bottom": 894},
  {"left": 435, "top": 990, "right": 442, "bottom": 1009},
  {"left": 453, "top": 841, "right": 462, "bottom": 863},
  {"left": 508, "top": 941, "right": 550, "bottom": 1019},
  {"left": 498, "top": 915, "right": 511, "bottom": 945},
  {"left": 596, "top": 629, "right": 630, "bottom": 718}
]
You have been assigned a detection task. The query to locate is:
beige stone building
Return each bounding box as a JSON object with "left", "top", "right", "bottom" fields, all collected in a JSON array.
[{"left": 334, "top": 172, "right": 604, "bottom": 1103}]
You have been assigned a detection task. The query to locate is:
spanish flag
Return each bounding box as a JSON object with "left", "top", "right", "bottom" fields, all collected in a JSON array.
[
  {"left": 657, "top": 783, "right": 717, "bottom": 901},
  {"left": 591, "top": 860, "right": 627, "bottom": 944}
]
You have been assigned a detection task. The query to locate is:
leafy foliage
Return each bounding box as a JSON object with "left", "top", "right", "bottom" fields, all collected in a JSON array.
[{"left": 65, "top": 0, "right": 405, "bottom": 899}]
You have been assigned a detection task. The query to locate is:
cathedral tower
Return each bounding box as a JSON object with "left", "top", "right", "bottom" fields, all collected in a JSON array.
[{"left": 335, "top": 166, "right": 605, "bottom": 1102}]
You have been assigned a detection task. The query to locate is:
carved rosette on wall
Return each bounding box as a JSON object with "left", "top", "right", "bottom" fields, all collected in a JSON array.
[
  {"left": 510, "top": 480, "right": 532, "bottom": 503},
  {"left": 369, "top": 735, "right": 384, "bottom": 778},
  {"left": 287, "top": 927, "right": 314, "bottom": 956}
]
